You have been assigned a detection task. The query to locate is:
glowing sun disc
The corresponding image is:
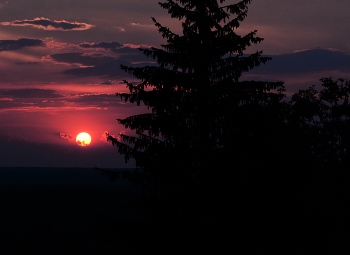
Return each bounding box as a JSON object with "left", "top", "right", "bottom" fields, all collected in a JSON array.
[{"left": 76, "top": 132, "right": 91, "bottom": 146}]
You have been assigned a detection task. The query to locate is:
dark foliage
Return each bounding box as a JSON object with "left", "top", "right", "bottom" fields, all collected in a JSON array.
[
  {"left": 288, "top": 77, "right": 350, "bottom": 168},
  {"left": 106, "top": 0, "right": 285, "bottom": 190},
  {"left": 98, "top": 1, "right": 348, "bottom": 253}
]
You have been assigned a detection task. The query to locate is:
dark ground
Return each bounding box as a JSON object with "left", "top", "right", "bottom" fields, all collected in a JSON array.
[
  {"left": 0, "top": 167, "right": 347, "bottom": 254},
  {"left": 0, "top": 167, "right": 141, "bottom": 254}
]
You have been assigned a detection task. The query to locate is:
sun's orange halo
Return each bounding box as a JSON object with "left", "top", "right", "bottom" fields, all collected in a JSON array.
[{"left": 76, "top": 132, "right": 91, "bottom": 146}]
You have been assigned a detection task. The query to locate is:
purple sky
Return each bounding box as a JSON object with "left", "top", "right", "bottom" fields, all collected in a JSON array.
[{"left": 1, "top": 0, "right": 350, "bottom": 168}]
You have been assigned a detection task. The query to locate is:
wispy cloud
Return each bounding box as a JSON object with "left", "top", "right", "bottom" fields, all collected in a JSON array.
[
  {"left": 60, "top": 133, "right": 73, "bottom": 141},
  {"left": 0, "top": 17, "right": 94, "bottom": 31},
  {"left": 129, "top": 22, "right": 155, "bottom": 29},
  {"left": 122, "top": 43, "right": 153, "bottom": 49},
  {"left": 100, "top": 131, "right": 109, "bottom": 143},
  {"left": 114, "top": 26, "right": 125, "bottom": 32},
  {"left": 0, "top": 38, "right": 44, "bottom": 52}
]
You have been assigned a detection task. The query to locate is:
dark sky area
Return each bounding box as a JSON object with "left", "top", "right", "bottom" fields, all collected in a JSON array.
[{"left": 1, "top": 0, "right": 350, "bottom": 168}]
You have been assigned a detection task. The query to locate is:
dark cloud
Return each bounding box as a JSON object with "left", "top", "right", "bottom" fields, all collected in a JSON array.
[
  {"left": 0, "top": 17, "right": 94, "bottom": 31},
  {"left": 251, "top": 49, "right": 350, "bottom": 74},
  {"left": 65, "top": 93, "right": 138, "bottom": 109},
  {"left": 79, "top": 42, "right": 123, "bottom": 49},
  {"left": 0, "top": 89, "right": 65, "bottom": 110},
  {"left": 112, "top": 46, "right": 141, "bottom": 54},
  {"left": 15, "top": 62, "right": 40, "bottom": 65},
  {"left": 64, "top": 59, "right": 124, "bottom": 77},
  {"left": 0, "top": 38, "right": 44, "bottom": 52},
  {"left": 100, "top": 80, "right": 115, "bottom": 85},
  {"left": 65, "top": 93, "right": 117, "bottom": 109},
  {"left": 79, "top": 41, "right": 152, "bottom": 62},
  {"left": 53, "top": 48, "right": 350, "bottom": 79},
  {"left": 47, "top": 45, "right": 154, "bottom": 77},
  {"left": 0, "top": 89, "right": 62, "bottom": 98},
  {"left": 112, "top": 46, "right": 153, "bottom": 63},
  {"left": 47, "top": 52, "right": 128, "bottom": 77},
  {"left": 49, "top": 53, "right": 116, "bottom": 67}
]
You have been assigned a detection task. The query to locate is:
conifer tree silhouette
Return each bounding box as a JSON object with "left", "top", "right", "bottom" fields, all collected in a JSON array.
[
  {"left": 107, "top": 0, "right": 285, "bottom": 189},
  {"left": 100, "top": 2, "right": 348, "bottom": 252}
]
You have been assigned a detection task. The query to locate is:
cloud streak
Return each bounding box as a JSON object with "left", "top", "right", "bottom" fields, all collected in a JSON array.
[
  {"left": 0, "top": 17, "right": 94, "bottom": 31},
  {"left": 47, "top": 52, "right": 116, "bottom": 67},
  {"left": 0, "top": 88, "right": 62, "bottom": 98},
  {"left": 0, "top": 38, "right": 44, "bottom": 52},
  {"left": 0, "top": 88, "right": 132, "bottom": 112}
]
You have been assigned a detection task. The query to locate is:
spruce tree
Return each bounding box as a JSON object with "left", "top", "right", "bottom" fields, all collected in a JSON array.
[
  {"left": 101, "top": 5, "right": 349, "bottom": 251},
  {"left": 107, "top": 0, "right": 285, "bottom": 187}
]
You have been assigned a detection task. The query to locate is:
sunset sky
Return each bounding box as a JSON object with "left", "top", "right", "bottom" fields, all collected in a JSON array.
[{"left": 1, "top": 0, "right": 350, "bottom": 168}]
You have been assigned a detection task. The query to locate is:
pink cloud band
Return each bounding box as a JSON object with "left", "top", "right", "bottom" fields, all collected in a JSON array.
[{"left": 0, "top": 17, "right": 94, "bottom": 31}]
